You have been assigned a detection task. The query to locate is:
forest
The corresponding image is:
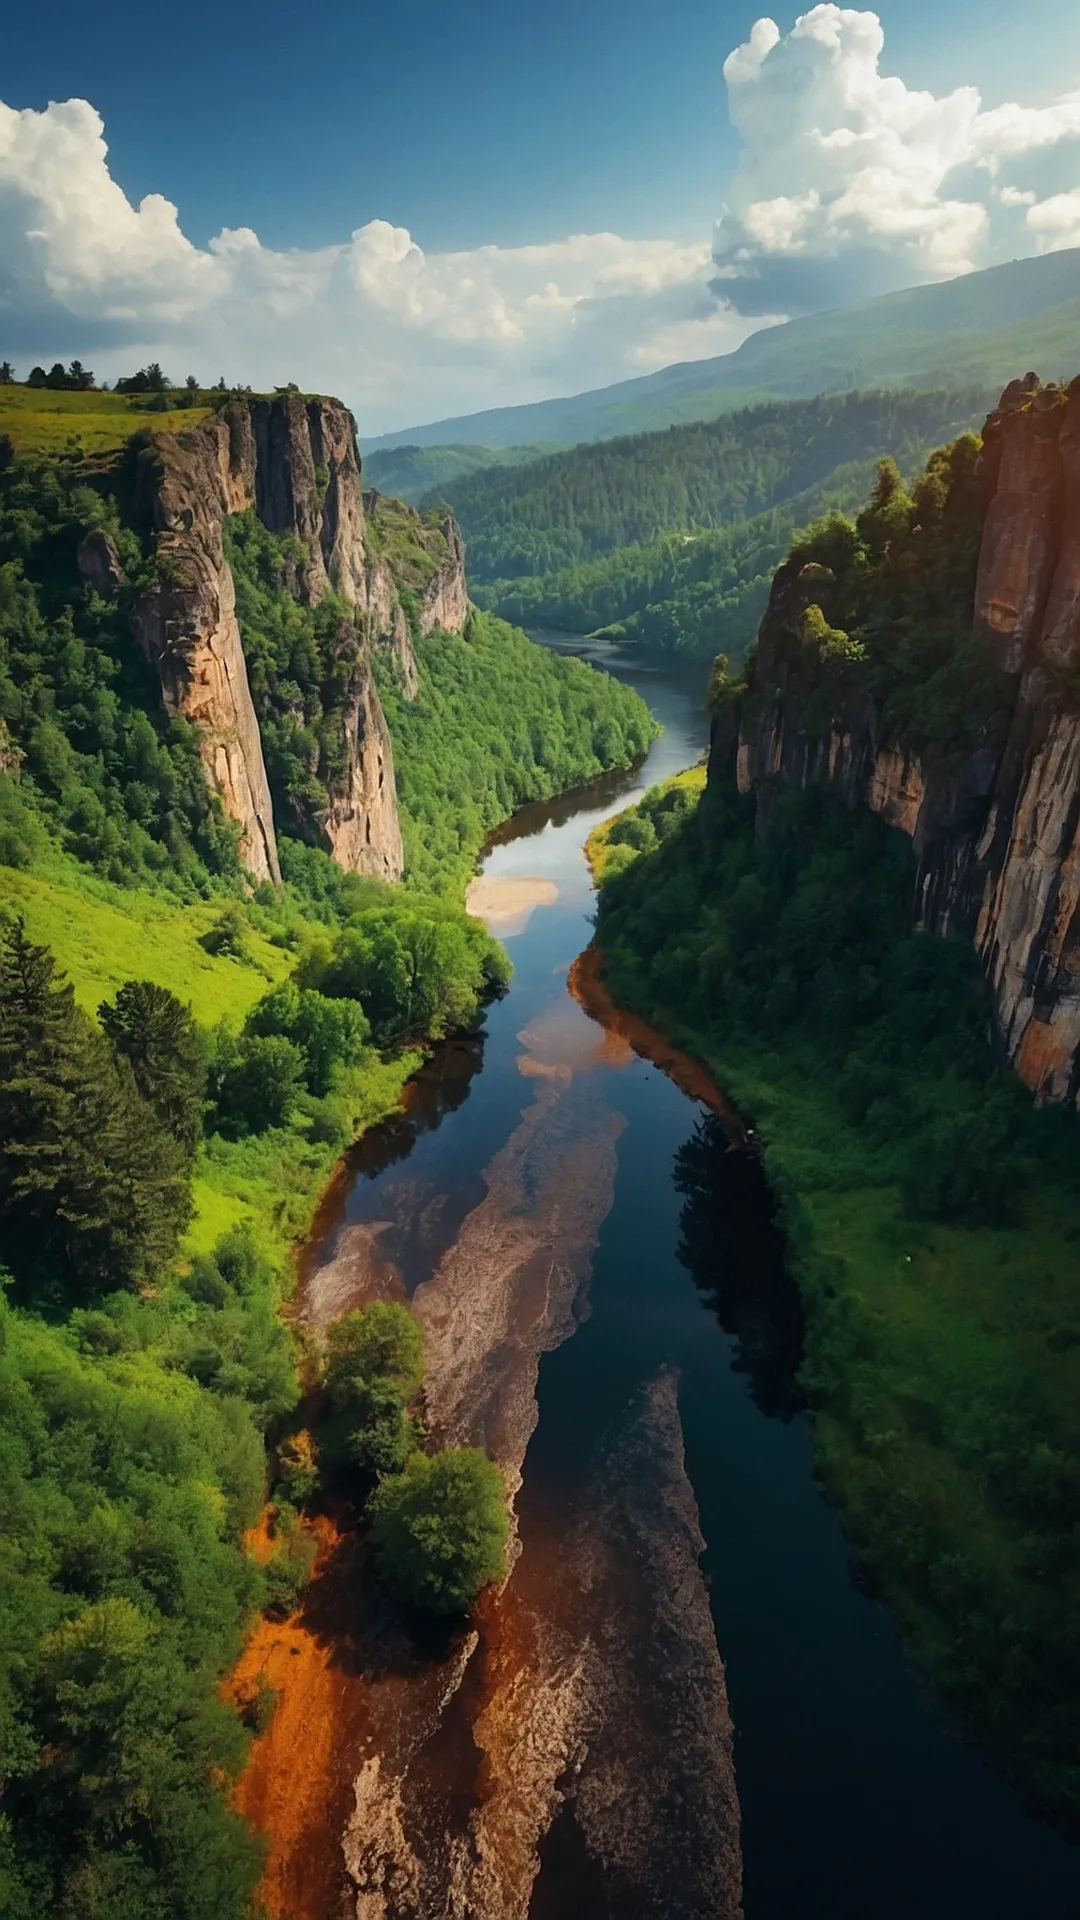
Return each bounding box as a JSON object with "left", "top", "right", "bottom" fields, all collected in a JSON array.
[{"left": 432, "top": 388, "right": 990, "bottom": 655}]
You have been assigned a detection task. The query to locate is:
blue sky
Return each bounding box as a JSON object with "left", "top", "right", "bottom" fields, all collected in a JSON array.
[{"left": 2, "top": 1, "right": 1079, "bottom": 430}]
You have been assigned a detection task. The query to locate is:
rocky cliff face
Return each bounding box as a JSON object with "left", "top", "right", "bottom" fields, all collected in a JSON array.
[
  {"left": 132, "top": 397, "right": 469, "bottom": 883},
  {"left": 712, "top": 374, "right": 1080, "bottom": 1105}
]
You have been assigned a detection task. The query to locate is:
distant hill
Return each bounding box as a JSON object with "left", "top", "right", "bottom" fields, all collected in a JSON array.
[
  {"left": 445, "top": 385, "right": 992, "bottom": 658},
  {"left": 363, "top": 441, "right": 559, "bottom": 504},
  {"left": 365, "top": 249, "right": 1080, "bottom": 453}
]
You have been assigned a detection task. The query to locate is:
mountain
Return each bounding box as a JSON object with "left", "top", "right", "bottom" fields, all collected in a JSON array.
[
  {"left": 363, "top": 248, "right": 1080, "bottom": 453},
  {"left": 363, "top": 440, "right": 560, "bottom": 503},
  {"left": 439, "top": 385, "right": 992, "bottom": 655}
]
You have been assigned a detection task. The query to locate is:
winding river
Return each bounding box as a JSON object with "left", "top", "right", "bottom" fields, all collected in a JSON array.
[{"left": 247, "top": 634, "right": 1080, "bottom": 1919}]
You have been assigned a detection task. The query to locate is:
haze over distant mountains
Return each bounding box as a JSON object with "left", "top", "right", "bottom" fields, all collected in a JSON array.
[{"left": 364, "top": 250, "right": 1080, "bottom": 455}]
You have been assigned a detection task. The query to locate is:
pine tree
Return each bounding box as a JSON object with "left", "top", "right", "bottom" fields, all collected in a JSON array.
[
  {"left": 99, "top": 980, "right": 205, "bottom": 1158},
  {"left": 0, "top": 925, "right": 191, "bottom": 1297}
]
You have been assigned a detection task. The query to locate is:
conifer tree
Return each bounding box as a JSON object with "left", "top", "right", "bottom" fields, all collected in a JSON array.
[
  {"left": 99, "top": 979, "right": 205, "bottom": 1158},
  {"left": 0, "top": 924, "right": 190, "bottom": 1296}
]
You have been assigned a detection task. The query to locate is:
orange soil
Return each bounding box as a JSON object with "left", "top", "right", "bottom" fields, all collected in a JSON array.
[
  {"left": 568, "top": 943, "right": 745, "bottom": 1133},
  {"left": 226, "top": 1513, "right": 370, "bottom": 1920}
]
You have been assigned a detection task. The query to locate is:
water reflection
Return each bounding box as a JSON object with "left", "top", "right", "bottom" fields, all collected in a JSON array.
[{"left": 674, "top": 1115, "right": 805, "bottom": 1421}]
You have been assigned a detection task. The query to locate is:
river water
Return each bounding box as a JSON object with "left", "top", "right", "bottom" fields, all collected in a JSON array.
[{"left": 296, "top": 632, "right": 1080, "bottom": 1919}]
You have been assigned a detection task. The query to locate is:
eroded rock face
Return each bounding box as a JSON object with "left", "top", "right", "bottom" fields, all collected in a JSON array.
[
  {"left": 132, "top": 398, "right": 469, "bottom": 883},
  {"left": 419, "top": 516, "right": 469, "bottom": 638},
  {"left": 715, "top": 374, "right": 1080, "bottom": 1104},
  {"left": 132, "top": 418, "right": 282, "bottom": 885}
]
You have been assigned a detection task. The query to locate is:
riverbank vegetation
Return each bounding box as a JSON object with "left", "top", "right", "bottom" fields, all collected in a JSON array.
[
  {"left": 314, "top": 1300, "right": 509, "bottom": 1613},
  {"left": 0, "top": 412, "right": 658, "bottom": 1912},
  {"left": 378, "top": 609, "right": 658, "bottom": 892},
  {"left": 591, "top": 773, "right": 1080, "bottom": 1831}
]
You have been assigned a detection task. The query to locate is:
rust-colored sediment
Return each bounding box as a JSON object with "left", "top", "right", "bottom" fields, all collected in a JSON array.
[
  {"left": 226, "top": 1514, "right": 370, "bottom": 1920},
  {"left": 568, "top": 942, "right": 744, "bottom": 1131}
]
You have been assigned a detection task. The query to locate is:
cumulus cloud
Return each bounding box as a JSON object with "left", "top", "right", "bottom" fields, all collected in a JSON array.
[
  {"left": 715, "top": 5, "right": 1080, "bottom": 312},
  {"left": 3, "top": 14, "right": 1079, "bottom": 431},
  {"left": 0, "top": 95, "right": 764, "bottom": 433}
]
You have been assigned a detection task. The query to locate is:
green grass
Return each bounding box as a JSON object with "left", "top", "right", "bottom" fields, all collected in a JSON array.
[
  {"left": 0, "top": 863, "right": 291, "bottom": 1020},
  {"left": 188, "top": 1050, "right": 420, "bottom": 1256},
  {"left": 0, "top": 384, "right": 211, "bottom": 455}
]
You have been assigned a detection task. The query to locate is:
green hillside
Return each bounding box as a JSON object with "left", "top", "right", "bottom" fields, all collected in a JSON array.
[
  {"left": 366, "top": 248, "right": 1080, "bottom": 451},
  {"left": 363, "top": 440, "right": 559, "bottom": 504},
  {"left": 448, "top": 386, "right": 990, "bottom": 656}
]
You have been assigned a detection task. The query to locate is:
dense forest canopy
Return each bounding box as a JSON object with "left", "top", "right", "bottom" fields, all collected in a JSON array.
[{"left": 432, "top": 388, "right": 990, "bottom": 657}]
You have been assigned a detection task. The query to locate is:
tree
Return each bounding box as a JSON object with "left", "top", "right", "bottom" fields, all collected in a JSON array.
[
  {"left": 44, "top": 364, "right": 68, "bottom": 390},
  {"left": 348, "top": 1375, "right": 419, "bottom": 1479},
  {"left": 210, "top": 1032, "right": 304, "bottom": 1135},
  {"left": 26, "top": 367, "right": 46, "bottom": 388},
  {"left": 99, "top": 979, "right": 205, "bottom": 1156},
  {"left": 325, "top": 1301, "right": 423, "bottom": 1403},
  {"left": 184, "top": 375, "right": 200, "bottom": 400},
  {"left": 0, "top": 362, "right": 13, "bottom": 385},
  {"left": 0, "top": 923, "right": 190, "bottom": 1296},
  {"left": 67, "top": 361, "right": 94, "bottom": 391},
  {"left": 370, "top": 1448, "right": 508, "bottom": 1614}
]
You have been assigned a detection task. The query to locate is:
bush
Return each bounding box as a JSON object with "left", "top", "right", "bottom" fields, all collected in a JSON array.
[
  {"left": 348, "top": 1376, "right": 420, "bottom": 1479},
  {"left": 209, "top": 1031, "right": 305, "bottom": 1134},
  {"left": 370, "top": 1447, "right": 508, "bottom": 1614},
  {"left": 325, "top": 1301, "right": 424, "bottom": 1402}
]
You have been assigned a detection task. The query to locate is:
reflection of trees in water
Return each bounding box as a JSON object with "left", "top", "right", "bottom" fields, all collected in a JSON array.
[
  {"left": 674, "top": 1115, "right": 805, "bottom": 1420},
  {"left": 349, "top": 1035, "right": 486, "bottom": 1183}
]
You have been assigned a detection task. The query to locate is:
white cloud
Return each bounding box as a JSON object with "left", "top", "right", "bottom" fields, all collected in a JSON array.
[
  {"left": 715, "top": 6, "right": 1080, "bottom": 311},
  {"left": 2, "top": 15, "right": 1079, "bottom": 431},
  {"left": 0, "top": 95, "right": 759, "bottom": 432}
]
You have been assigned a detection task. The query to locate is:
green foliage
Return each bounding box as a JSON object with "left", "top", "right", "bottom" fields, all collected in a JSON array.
[
  {"left": 98, "top": 979, "right": 206, "bottom": 1156},
  {"left": 777, "top": 436, "right": 1014, "bottom": 762},
  {"left": 0, "top": 923, "right": 191, "bottom": 1300},
  {"left": 208, "top": 1030, "right": 305, "bottom": 1136},
  {"left": 298, "top": 894, "right": 508, "bottom": 1045},
  {"left": 363, "top": 441, "right": 559, "bottom": 505},
  {"left": 223, "top": 510, "right": 363, "bottom": 835},
  {"left": 246, "top": 979, "right": 369, "bottom": 1095},
  {"left": 0, "top": 454, "right": 241, "bottom": 890},
  {"left": 326, "top": 1302, "right": 425, "bottom": 1402},
  {"left": 443, "top": 389, "right": 989, "bottom": 657},
  {"left": 378, "top": 608, "right": 657, "bottom": 891},
  {"left": 199, "top": 904, "right": 250, "bottom": 958},
  {"left": 321, "top": 1303, "right": 425, "bottom": 1491},
  {"left": 0, "top": 1279, "right": 272, "bottom": 1914},
  {"left": 370, "top": 1447, "right": 508, "bottom": 1615},
  {"left": 594, "top": 775, "right": 1080, "bottom": 1827}
]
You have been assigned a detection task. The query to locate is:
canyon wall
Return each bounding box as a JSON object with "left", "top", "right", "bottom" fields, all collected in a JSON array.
[
  {"left": 132, "top": 397, "right": 469, "bottom": 883},
  {"left": 712, "top": 374, "right": 1080, "bottom": 1105}
]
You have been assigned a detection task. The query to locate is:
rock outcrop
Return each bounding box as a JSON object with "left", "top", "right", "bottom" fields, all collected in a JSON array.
[
  {"left": 712, "top": 374, "right": 1080, "bottom": 1105},
  {"left": 132, "top": 397, "right": 470, "bottom": 884}
]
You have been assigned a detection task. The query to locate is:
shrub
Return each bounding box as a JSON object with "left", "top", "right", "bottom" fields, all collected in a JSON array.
[
  {"left": 370, "top": 1447, "right": 508, "bottom": 1614},
  {"left": 325, "top": 1302, "right": 424, "bottom": 1403}
]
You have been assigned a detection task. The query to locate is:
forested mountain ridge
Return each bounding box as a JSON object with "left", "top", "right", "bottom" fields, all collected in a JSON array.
[
  {"left": 445, "top": 386, "right": 990, "bottom": 656},
  {"left": 363, "top": 441, "right": 559, "bottom": 505},
  {"left": 588, "top": 370, "right": 1080, "bottom": 1831},
  {"left": 0, "top": 389, "right": 655, "bottom": 1917},
  {"left": 366, "top": 247, "right": 1080, "bottom": 451}
]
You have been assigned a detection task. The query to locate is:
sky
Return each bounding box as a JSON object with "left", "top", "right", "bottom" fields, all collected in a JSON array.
[{"left": 2, "top": 0, "right": 1079, "bottom": 433}]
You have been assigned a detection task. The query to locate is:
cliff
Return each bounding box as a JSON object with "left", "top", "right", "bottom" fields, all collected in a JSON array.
[
  {"left": 712, "top": 373, "right": 1080, "bottom": 1105},
  {"left": 132, "top": 397, "right": 469, "bottom": 883}
]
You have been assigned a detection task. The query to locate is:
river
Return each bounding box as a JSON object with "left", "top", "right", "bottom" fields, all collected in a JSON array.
[{"left": 268, "top": 632, "right": 1080, "bottom": 1919}]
